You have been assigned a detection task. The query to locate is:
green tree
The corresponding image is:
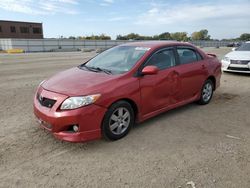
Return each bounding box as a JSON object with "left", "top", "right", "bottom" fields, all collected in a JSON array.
[
  {"left": 191, "top": 31, "right": 203, "bottom": 40},
  {"left": 83, "top": 34, "right": 111, "bottom": 40},
  {"left": 191, "top": 29, "right": 210, "bottom": 40},
  {"left": 158, "top": 32, "right": 171, "bottom": 40},
  {"left": 200, "top": 29, "right": 210, "bottom": 40},
  {"left": 126, "top": 33, "right": 140, "bottom": 40},
  {"left": 170, "top": 32, "right": 188, "bottom": 41},
  {"left": 68, "top": 36, "right": 76, "bottom": 39},
  {"left": 77, "top": 36, "right": 85, "bottom": 40},
  {"left": 117, "top": 33, "right": 142, "bottom": 40},
  {"left": 99, "top": 34, "right": 111, "bottom": 40},
  {"left": 116, "top": 35, "right": 127, "bottom": 40},
  {"left": 239, "top": 33, "right": 250, "bottom": 41}
]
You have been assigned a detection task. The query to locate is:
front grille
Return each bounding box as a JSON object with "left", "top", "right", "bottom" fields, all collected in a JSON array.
[
  {"left": 37, "top": 93, "right": 56, "bottom": 108},
  {"left": 228, "top": 67, "right": 250, "bottom": 71},
  {"left": 230, "top": 60, "right": 250, "bottom": 65}
]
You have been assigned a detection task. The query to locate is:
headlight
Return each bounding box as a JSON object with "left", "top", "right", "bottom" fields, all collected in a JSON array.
[
  {"left": 60, "top": 94, "right": 101, "bottom": 110},
  {"left": 222, "top": 57, "right": 230, "bottom": 62}
]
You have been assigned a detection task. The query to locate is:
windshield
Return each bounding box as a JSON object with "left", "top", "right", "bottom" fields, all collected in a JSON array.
[
  {"left": 236, "top": 43, "right": 250, "bottom": 51},
  {"left": 84, "top": 46, "right": 149, "bottom": 74}
]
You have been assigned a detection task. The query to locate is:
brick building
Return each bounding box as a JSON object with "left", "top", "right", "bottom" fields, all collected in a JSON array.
[{"left": 0, "top": 20, "right": 43, "bottom": 39}]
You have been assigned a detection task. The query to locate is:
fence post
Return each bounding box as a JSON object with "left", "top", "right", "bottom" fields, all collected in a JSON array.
[
  {"left": 27, "top": 39, "right": 30, "bottom": 52},
  {"left": 42, "top": 39, "right": 45, "bottom": 52}
]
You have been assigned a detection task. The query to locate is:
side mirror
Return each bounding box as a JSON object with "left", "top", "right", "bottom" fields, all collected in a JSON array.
[{"left": 141, "top": 66, "right": 159, "bottom": 75}]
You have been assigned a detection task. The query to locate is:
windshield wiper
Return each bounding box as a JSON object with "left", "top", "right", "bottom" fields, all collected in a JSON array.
[
  {"left": 79, "top": 65, "right": 112, "bottom": 75},
  {"left": 79, "top": 64, "right": 96, "bottom": 71},
  {"left": 91, "top": 67, "right": 112, "bottom": 75}
]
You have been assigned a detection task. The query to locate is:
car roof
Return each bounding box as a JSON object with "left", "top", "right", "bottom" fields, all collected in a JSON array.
[
  {"left": 120, "top": 41, "right": 194, "bottom": 50},
  {"left": 246, "top": 41, "right": 250, "bottom": 43}
]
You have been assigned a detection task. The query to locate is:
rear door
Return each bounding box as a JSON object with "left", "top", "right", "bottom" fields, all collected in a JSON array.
[
  {"left": 175, "top": 46, "right": 208, "bottom": 100},
  {"left": 139, "top": 48, "right": 182, "bottom": 115}
]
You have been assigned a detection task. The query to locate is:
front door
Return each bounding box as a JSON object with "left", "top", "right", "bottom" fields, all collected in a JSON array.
[{"left": 139, "top": 48, "right": 181, "bottom": 116}]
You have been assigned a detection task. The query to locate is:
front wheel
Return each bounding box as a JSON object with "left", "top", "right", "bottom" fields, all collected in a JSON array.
[
  {"left": 198, "top": 79, "right": 214, "bottom": 105},
  {"left": 102, "top": 101, "right": 134, "bottom": 141}
]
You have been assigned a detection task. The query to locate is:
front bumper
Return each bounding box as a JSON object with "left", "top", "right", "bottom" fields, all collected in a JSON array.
[
  {"left": 221, "top": 60, "right": 250, "bottom": 73},
  {"left": 33, "top": 87, "right": 107, "bottom": 142}
]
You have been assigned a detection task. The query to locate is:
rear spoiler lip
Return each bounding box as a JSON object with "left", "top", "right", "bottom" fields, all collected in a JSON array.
[{"left": 206, "top": 53, "right": 217, "bottom": 58}]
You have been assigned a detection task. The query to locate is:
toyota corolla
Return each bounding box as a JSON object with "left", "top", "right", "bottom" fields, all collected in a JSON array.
[{"left": 34, "top": 41, "right": 221, "bottom": 142}]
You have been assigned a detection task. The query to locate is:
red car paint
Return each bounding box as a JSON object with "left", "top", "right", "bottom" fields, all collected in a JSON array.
[{"left": 33, "top": 41, "right": 221, "bottom": 142}]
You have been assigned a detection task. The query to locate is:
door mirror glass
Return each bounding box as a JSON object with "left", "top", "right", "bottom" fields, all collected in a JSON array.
[{"left": 141, "top": 66, "right": 159, "bottom": 75}]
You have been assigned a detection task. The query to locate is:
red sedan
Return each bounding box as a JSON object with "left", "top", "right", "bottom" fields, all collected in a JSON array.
[{"left": 34, "top": 41, "right": 221, "bottom": 142}]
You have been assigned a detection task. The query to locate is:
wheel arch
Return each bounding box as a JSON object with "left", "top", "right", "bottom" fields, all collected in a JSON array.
[
  {"left": 206, "top": 75, "right": 216, "bottom": 90},
  {"left": 108, "top": 98, "right": 139, "bottom": 121}
]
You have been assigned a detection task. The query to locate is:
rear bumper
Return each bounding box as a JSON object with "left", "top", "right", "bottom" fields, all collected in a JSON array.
[{"left": 33, "top": 87, "right": 107, "bottom": 142}]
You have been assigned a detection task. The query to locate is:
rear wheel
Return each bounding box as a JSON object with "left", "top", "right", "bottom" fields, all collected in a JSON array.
[
  {"left": 102, "top": 101, "right": 134, "bottom": 140},
  {"left": 198, "top": 79, "right": 214, "bottom": 105}
]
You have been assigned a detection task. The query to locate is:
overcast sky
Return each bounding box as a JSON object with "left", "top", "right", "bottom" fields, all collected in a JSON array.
[{"left": 0, "top": 0, "right": 249, "bottom": 39}]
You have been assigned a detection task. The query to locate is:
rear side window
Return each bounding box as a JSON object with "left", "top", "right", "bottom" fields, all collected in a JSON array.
[
  {"left": 177, "top": 48, "right": 202, "bottom": 64},
  {"left": 146, "top": 49, "right": 176, "bottom": 70}
]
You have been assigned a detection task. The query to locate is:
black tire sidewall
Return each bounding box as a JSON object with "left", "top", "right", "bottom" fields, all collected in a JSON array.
[{"left": 102, "top": 101, "right": 134, "bottom": 140}]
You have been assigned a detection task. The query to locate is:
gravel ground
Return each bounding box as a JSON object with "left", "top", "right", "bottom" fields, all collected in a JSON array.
[{"left": 0, "top": 48, "right": 249, "bottom": 188}]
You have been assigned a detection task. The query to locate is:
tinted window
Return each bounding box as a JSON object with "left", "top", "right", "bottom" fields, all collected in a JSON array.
[
  {"left": 196, "top": 52, "right": 203, "bottom": 60},
  {"left": 0, "top": 26, "right": 2, "bottom": 32},
  {"left": 147, "top": 49, "right": 176, "bottom": 70},
  {"left": 177, "top": 48, "right": 201, "bottom": 64}
]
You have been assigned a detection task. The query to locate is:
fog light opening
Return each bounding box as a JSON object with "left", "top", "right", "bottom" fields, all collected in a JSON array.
[{"left": 72, "top": 125, "right": 79, "bottom": 132}]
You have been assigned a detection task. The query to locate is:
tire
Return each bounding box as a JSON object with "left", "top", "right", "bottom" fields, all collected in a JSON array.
[
  {"left": 102, "top": 101, "right": 135, "bottom": 141},
  {"left": 198, "top": 79, "right": 214, "bottom": 105}
]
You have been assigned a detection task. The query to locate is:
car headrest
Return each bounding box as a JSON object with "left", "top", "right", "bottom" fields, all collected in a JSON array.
[{"left": 183, "top": 50, "right": 194, "bottom": 57}]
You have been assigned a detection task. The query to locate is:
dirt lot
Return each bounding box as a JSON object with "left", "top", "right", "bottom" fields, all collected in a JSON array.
[{"left": 0, "top": 48, "right": 249, "bottom": 188}]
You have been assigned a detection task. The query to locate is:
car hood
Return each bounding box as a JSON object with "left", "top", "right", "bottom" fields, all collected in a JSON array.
[
  {"left": 42, "top": 67, "right": 119, "bottom": 96},
  {"left": 225, "top": 51, "right": 250, "bottom": 60}
]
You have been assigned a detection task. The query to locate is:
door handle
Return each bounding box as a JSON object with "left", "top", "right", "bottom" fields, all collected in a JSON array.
[{"left": 202, "top": 64, "right": 206, "bottom": 69}]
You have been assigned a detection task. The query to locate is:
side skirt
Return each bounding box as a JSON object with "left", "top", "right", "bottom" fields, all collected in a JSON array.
[{"left": 139, "top": 94, "right": 199, "bottom": 123}]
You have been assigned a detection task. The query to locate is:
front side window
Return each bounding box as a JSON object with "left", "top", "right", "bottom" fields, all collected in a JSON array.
[
  {"left": 84, "top": 46, "right": 149, "bottom": 74},
  {"left": 177, "top": 48, "right": 201, "bottom": 64},
  {"left": 146, "top": 49, "right": 176, "bottom": 70},
  {"left": 0, "top": 26, "right": 2, "bottom": 32}
]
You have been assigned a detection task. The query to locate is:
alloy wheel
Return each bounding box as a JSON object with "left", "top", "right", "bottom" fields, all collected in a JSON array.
[
  {"left": 109, "top": 107, "right": 131, "bottom": 135},
  {"left": 202, "top": 82, "right": 213, "bottom": 102}
]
